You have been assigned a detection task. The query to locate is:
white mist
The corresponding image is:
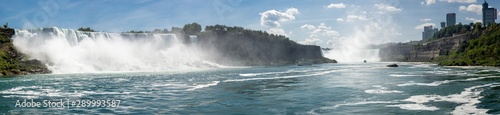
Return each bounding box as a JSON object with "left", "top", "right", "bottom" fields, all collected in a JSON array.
[{"left": 12, "top": 27, "right": 220, "bottom": 74}]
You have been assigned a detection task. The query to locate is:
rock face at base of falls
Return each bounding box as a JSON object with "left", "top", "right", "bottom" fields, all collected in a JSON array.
[
  {"left": 0, "top": 28, "right": 50, "bottom": 76},
  {"left": 193, "top": 25, "right": 337, "bottom": 66}
]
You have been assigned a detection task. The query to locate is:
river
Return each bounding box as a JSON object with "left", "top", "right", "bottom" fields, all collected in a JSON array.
[{"left": 1, "top": 62, "right": 499, "bottom": 114}]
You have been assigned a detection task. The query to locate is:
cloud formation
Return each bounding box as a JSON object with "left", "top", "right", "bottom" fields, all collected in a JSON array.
[
  {"left": 336, "top": 18, "right": 344, "bottom": 22},
  {"left": 424, "top": 0, "right": 436, "bottom": 5},
  {"left": 465, "top": 17, "right": 482, "bottom": 23},
  {"left": 299, "top": 38, "right": 323, "bottom": 45},
  {"left": 267, "top": 28, "right": 289, "bottom": 36},
  {"left": 300, "top": 24, "right": 316, "bottom": 30},
  {"left": 260, "top": 7, "right": 300, "bottom": 28},
  {"left": 299, "top": 23, "right": 339, "bottom": 45},
  {"left": 260, "top": 7, "right": 300, "bottom": 36},
  {"left": 420, "top": 18, "right": 432, "bottom": 21},
  {"left": 347, "top": 15, "right": 368, "bottom": 22},
  {"left": 326, "top": 3, "right": 346, "bottom": 9},
  {"left": 439, "top": 0, "right": 476, "bottom": 3},
  {"left": 374, "top": 3, "right": 402, "bottom": 12},
  {"left": 415, "top": 23, "right": 436, "bottom": 30},
  {"left": 459, "top": 4, "right": 482, "bottom": 15}
]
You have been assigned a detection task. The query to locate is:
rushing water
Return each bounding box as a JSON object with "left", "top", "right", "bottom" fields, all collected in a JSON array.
[
  {"left": 0, "top": 62, "right": 499, "bottom": 114},
  {"left": 12, "top": 27, "right": 220, "bottom": 74}
]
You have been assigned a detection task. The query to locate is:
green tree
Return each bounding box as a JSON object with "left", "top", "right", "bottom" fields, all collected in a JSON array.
[
  {"left": 77, "top": 27, "right": 95, "bottom": 32},
  {"left": 182, "top": 22, "right": 202, "bottom": 35}
]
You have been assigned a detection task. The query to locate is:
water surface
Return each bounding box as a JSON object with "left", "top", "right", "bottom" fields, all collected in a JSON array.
[{"left": 1, "top": 62, "right": 499, "bottom": 114}]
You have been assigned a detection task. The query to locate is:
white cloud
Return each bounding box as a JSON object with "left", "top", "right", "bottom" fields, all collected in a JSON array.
[
  {"left": 424, "top": 0, "right": 436, "bottom": 5},
  {"left": 299, "top": 23, "right": 339, "bottom": 45},
  {"left": 374, "top": 3, "right": 402, "bottom": 12},
  {"left": 260, "top": 7, "right": 299, "bottom": 37},
  {"left": 346, "top": 15, "right": 368, "bottom": 22},
  {"left": 267, "top": 28, "right": 288, "bottom": 36},
  {"left": 465, "top": 17, "right": 482, "bottom": 23},
  {"left": 311, "top": 23, "right": 339, "bottom": 37},
  {"left": 439, "top": 0, "right": 476, "bottom": 3},
  {"left": 459, "top": 4, "right": 482, "bottom": 15},
  {"left": 336, "top": 18, "right": 344, "bottom": 22},
  {"left": 420, "top": 18, "right": 432, "bottom": 21},
  {"left": 300, "top": 24, "right": 316, "bottom": 30},
  {"left": 326, "top": 3, "right": 346, "bottom": 9},
  {"left": 415, "top": 23, "right": 436, "bottom": 30},
  {"left": 299, "top": 38, "right": 323, "bottom": 45},
  {"left": 260, "top": 7, "right": 300, "bottom": 28}
]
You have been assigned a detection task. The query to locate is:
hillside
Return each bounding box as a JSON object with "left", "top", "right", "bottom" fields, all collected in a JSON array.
[
  {"left": 191, "top": 24, "right": 336, "bottom": 66},
  {"left": 438, "top": 23, "right": 500, "bottom": 66},
  {"left": 379, "top": 22, "right": 500, "bottom": 66}
]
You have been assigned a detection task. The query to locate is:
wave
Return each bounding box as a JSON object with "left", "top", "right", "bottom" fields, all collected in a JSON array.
[
  {"left": 397, "top": 76, "right": 500, "bottom": 87},
  {"left": 386, "top": 104, "right": 439, "bottom": 111},
  {"left": 0, "top": 85, "right": 139, "bottom": 99},
  {"left": 389, "top": 74, "right": 426, "bottom": 77},
  {"left": 224, "top": 69, "right": 339, "bottom": 82},
  {"left": 186, "top": 81, "right": 220, "bottom": 91},
  {"left": 239, "top": 70, "right": 295, "bottom": 77},
  {"left": 388, "top": 83, "right": 499, "bottom": 114},
  {"left": 306, "top": 101, "right": 396, "bottom": 115},
  {"left": 238, "top": 68, "right": 328, "bottom": 77},
  {"left": 364, "top": 85, "right": 403, "bottom": 94}
]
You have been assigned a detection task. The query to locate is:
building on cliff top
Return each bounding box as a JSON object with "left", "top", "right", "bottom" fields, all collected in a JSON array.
[
  {"left": 483, "top": 0, "right": 497, "bottom": 27},
  {"left": 446, "top": 13, "right": 456, "bottom": 27},
  {"left": 422, "top": 25, "right": 438, "bottom": 40}
]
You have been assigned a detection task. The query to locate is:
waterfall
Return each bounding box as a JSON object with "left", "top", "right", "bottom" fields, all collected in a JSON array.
[
  {"left": 12, "top": 27, "right": 220, "bottom": 74},
  {"left": 324, "top": 48, "right": 380, "bottom": 63}
]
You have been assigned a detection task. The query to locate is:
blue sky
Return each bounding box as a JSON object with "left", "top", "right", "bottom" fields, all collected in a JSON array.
[{"left": 1, "top": 0, "right": 499, "bottom": 47}]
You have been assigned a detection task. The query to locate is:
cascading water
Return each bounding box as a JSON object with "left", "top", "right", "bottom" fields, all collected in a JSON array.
[
  {"left": 324, "top": 48, "right": 380, "bottom": 63},
  {"left": 12, "top": 27, "right": 221, "bottom": 74}
]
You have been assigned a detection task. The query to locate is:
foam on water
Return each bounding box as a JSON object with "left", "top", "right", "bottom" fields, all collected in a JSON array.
[
  {"left": 364, "top": 85, "right": 403, "bottom": 94},
  {"left": 386, "top": 104, "right": 439, "bottom": 111},
  {"left": 186, "top": 81, "right": 220, "bottom": 91},
  {"left": 389, "top": 74, "right": 426, "bottom": 77},
  {"left": 389, "top": 83, "right": 499, "bottom": 114},
  {"left": 239, "top": 70, "right": 295, "bottom": 77},
  {"left": 397, "top": 76, "right": 500, "bottom": 87},
  {"left": 0, "top": 85, "right": 138, "bottom": 99},
  {"left": 307, "top": 101, "right": 396, "bottom": 114},
  {"left": 238, "top": 68, "right": 329, "bottom": 77},
  {"left": 224, "top": 69, "right": 339, "bottom": 82}
]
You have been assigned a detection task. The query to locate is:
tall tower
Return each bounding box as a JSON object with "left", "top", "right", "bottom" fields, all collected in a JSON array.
[
  {"left": 440, "top": 22, "right": 446, "bottom": 28},
  {"left": 482, "top": 0, "right": 497, "bottom": 27},
  {"left": 446, "top": 13, "right": 456, "bottom": 27},
  {"left": 422, "top": 25, "right": 437, "bottom": 40}
]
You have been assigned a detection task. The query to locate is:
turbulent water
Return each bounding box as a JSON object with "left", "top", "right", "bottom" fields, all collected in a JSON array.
[
  {"left": 0, "top": 62, "right": 499, "bottom": 114},
  {"left": 12, "top": 27, "right": 221, "bottom": 74}
]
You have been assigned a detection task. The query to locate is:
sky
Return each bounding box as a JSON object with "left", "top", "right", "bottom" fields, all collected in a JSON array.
[{"left": 1, "top": 0, "right": 499, "bottom": 48}]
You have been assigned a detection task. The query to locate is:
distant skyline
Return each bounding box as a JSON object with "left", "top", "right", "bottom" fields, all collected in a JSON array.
[{"left": 1, "top": 0, "right": 499, "bottom": 47}]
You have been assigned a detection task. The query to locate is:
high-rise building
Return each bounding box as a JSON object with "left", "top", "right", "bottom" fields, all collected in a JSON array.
[
  {"left": 482, "top": 0, "right": 497, "bottom": 27},
  {"left": 446, "top": 13, "right": 456, "bottom": 27},
  {"left": 440, "top": 22, "right": 446, "bottom": 28},
  {"left": 422, "top": 25, "right": 437, "bottom": 40}
]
